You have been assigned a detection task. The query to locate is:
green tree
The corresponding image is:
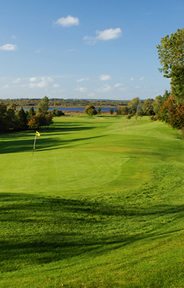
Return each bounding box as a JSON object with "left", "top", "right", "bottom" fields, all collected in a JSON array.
[
  {"left": 37, "top": 96, "right": 49, "bottom": 115},
  {"left": 27, "top": 107, "right": 36, "bottom": 121},
  {"left": 121, "top": 106, "right": 128, "bottom": 115},
  {"left": 127, "top": 97, "right": 140, "bottom": 115},
  {"left": 84, "top": 105, "right": 97, "bottom": 116},
  {"left": 156, "top": 28, "right": 184, "bottom": 102},
  {"left": 110, "top": 108, "right": 114, "bottom": 115},
  {"left": 142, "top": 99, "right": 154, "bottom": 115},
  {"left": 17, "top": 107, "right": 28, "bottom": 130},
  {"left": 97, "top": 107, "right": 101, "bottom": 115}
]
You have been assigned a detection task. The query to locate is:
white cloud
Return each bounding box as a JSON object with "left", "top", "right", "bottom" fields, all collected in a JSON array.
[
  {"left": 139, "top": 77, "right": 144, "bottom": 81},
  {"left": 11, "top": 35, "right": 16, "bottom": 39},
  {"left": 53, "top": 83, "right": 60, "bottom": 88},
  {"left": 30, "top": 77, "right": 37, "bottom": 82},
  {"left": 95, "top": 84, "right": 111, "bottom": 93},
  {"left": 13, "top": 78, "right": 21, "bottom": 83},
  {"left": 130, "top": 77, "right": 134, "bottom": 81},
  {"left": 29, "top": 77, "right": 54, "bottom": 88},
  {"left": 84, "top": 28, "right": 122, "bottom": 44},
  {"left": 114, "top": 83, "right": 124, "bottom": 88},
  {"left": 3, "top": 85, "right": 9, "bottom": 88},
  {"left": 0, "top": 44, "right": 17, "bottom": 51},
  {"left": 135, "top": 86, "right": 140, "bottom": 89},
  {"left": 74, "top": 86, "right": 87, "bottom": 92},
  {"left": 54, "top": 15, "right": 79, "bottom": 27},
  {"left": 96, "top": 28, "right": 122, "bottom": 41},
  {"left": 99, "top": 74, "right": 111, "bottom": 81},
  {"left": 76, "top": 77, "right": 89, "bottom": 82}
]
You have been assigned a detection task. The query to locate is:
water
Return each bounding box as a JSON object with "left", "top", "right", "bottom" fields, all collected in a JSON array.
[{"left": 20, "top": 107, "right": 118, "bottom": 112}]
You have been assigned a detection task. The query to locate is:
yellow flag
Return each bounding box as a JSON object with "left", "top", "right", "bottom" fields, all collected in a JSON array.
[{"left": 36, "top": 131, "right": 40, "bottom": 136}]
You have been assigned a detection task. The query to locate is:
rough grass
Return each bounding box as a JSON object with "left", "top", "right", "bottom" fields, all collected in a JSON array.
[{"left": 0, "top": 115, "right": 184, "bottom": 287}]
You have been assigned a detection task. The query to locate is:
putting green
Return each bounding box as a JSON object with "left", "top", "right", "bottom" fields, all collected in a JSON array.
[{"left": 0, "top": 149, "right": 129, "bottom": 194}]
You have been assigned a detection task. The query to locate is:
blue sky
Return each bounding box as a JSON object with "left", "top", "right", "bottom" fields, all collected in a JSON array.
[{"left": 0, "top": 0, "right": 183, "bottom": 100}]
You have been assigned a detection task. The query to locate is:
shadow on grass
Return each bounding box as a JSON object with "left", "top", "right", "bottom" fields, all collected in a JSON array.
[
  {"left": 0, "top": 134, "right": 103, "bottom": 154},
  {"left": 1, "top": 193, "right": 184, "bottom": 272}
]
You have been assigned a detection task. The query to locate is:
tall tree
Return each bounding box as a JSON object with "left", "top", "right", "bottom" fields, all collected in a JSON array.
[
  {"left": 17, "top": 107, "right": 27, "bottom": 130},
  {"left": 37, "top": 96, "right": 49, "bottom": 115},
  {"left": 127, "top": 97, "right": 140, "bottom": 115},
  {"left": 156, "top": 28, "right": 184, "bottom": 102},
  {"left": 142, "top": 99, "right": 154, "bottom": 115}
]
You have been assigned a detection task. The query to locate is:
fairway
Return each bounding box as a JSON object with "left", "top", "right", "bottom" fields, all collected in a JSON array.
[{"left": 1, "top": 115, "right": 184, "bottom": 288}]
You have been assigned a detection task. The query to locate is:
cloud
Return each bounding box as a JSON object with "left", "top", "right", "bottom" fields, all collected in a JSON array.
[
  {"left": 3, "top": 85, "right": 9, "bottom": 88},
  {"left": 95, "top": 84, "right": 111, "bottom": 93},
  {"left": 139, "top": 77, "right": 144, "bottom": 81},
  {"left": 30, "top": 77, "right": 37, "bottom": 82},
  {"left": 114, "top": 83, "right": 124, "bottom": 88},
  {"left": 53, "top": 83, "right": 60, "bottom": 88},
  {"left": 96, "top": 28, "right": 122, "bottom": 40},
  {"left": 74, "top": 86, "right": 87, "bottom": 92},
  {"left": 54, "top": 15, "right": 79, "bottom": 27},
  {"left": 29, "top": 77, "right": 54, "bottom": 88},
  {"left": 11, "top": 35, "right": 16, "bottom": 39},
  {"left": 0, "top": 44, "right": 17, "bottom": 51},
  {"left": 99, "top": 74, "right": 111, "bottom": 81},
  {"left": 130, "top": 77, "right": 134, "bottom": 81},
  {"left": 13, "top": 78, "right": 21, "bottom": 83},
  {"left": 76, "top": 78, "right": 89, "bottom": 82},
  {"left": 84, "top": 28, "right": 122, "bottom": 44},
  {"left": 135, "top": 86, "right": 140, "bottom": 89}
]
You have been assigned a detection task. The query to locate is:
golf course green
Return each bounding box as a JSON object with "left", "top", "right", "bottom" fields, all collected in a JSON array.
[{"left": 0, "top": 115, "right": 184, "bottom": 287}]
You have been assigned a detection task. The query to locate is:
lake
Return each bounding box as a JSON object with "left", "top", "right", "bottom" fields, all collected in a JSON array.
[{"left": 21, "top": 107, "right": 118, "bottom": 112}]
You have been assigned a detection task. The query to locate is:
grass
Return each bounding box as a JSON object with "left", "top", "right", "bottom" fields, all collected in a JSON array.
[{"left": 0, "top": 115, "right": 184, "bottom": 287}]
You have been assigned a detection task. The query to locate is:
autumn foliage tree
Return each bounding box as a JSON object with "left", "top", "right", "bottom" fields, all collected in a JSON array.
[{"left": 158, "top": 97, "right": 184, "bottom": 130}]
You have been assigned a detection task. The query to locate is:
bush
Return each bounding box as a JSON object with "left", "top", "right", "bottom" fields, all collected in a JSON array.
[{"left": 85, "top": 105, "right": 97, "bottom": 116}]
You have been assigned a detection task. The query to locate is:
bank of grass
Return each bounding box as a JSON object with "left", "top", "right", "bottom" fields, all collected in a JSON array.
[{"left": 0, "top": 115, "right": 184, "bottom": 287}]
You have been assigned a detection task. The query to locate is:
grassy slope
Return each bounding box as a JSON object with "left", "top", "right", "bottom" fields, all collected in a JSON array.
[{"left": 0, "top": 115, "right": 184, "bottom": 287}]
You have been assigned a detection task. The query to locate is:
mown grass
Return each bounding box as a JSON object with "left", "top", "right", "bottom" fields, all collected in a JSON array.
[{"left": 0, "top": 115, "right": 184, "bottom": 287}]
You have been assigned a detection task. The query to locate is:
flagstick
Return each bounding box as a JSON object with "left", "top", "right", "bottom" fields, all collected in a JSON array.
[{"left": 32, "top": 134, "right": 37, "bottom": 155}]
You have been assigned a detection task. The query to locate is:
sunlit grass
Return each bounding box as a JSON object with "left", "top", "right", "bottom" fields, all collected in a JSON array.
[{"left": 0, "top": 115, "right": 184, "bottom": 287}]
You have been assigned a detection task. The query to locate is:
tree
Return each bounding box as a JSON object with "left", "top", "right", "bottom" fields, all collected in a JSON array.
[
  {"left": 153, "top": 91, "right": 170, "bottom": 115},
  {"left": 127, "top": 97, "right": 140, "bottom": 115},
  {"left": 84, "top": 105, "right": 97, "bottom": 116},
  {"left": 121, "top": 106, "right": 128, "bottom": 115},
  {"left": 45, "top": 112, "right": 53, "bottom": 126},
  {"left": 158, "top": 97, "right": 184, "bottom": 130},
  {"left": 27, "top": 116, "right": 39, "bottom": 129},
  {"left": 27, "top": 107, "right": 36, "bottom": 121},
  {"left": 110, "top": 108, "right": 114, "bottom": 115},
  {"left": 97, "top": 107, "right": 101, "bottom": 115},
  {"left": 37, "top": 96, "right": 49, "bottom": 115},
  {"left": 115, "top": 107, "right": 122, "bottom": 115},
  {"left": 156, "top": 28, "right": 184, "bottom": 102},
  {"left": 17, "top": 107, "right": 28, "bottom": 130},
  {"left": 142, "top": 98, "right": 154, "bottom": 115}
]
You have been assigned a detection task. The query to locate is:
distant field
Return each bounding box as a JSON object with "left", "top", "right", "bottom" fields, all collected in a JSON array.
[{"left": 0, "top": 115, "right": 184, "bottom": 287}]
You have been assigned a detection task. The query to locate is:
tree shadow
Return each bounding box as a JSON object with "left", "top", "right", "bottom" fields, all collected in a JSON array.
[
  {"left": 0, "top": 134, "right": 103, "bottom": 154},
  {"left": 1, "top": 193, "right": 184, "bottom": 272}
]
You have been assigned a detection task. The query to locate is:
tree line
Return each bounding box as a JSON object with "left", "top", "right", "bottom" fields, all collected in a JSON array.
[
  {"left": 0, "top": 98, "right": 129, "bottom": 108},
  {"left": 0, "top": 96, "right": 54, "bottom": 133}
]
